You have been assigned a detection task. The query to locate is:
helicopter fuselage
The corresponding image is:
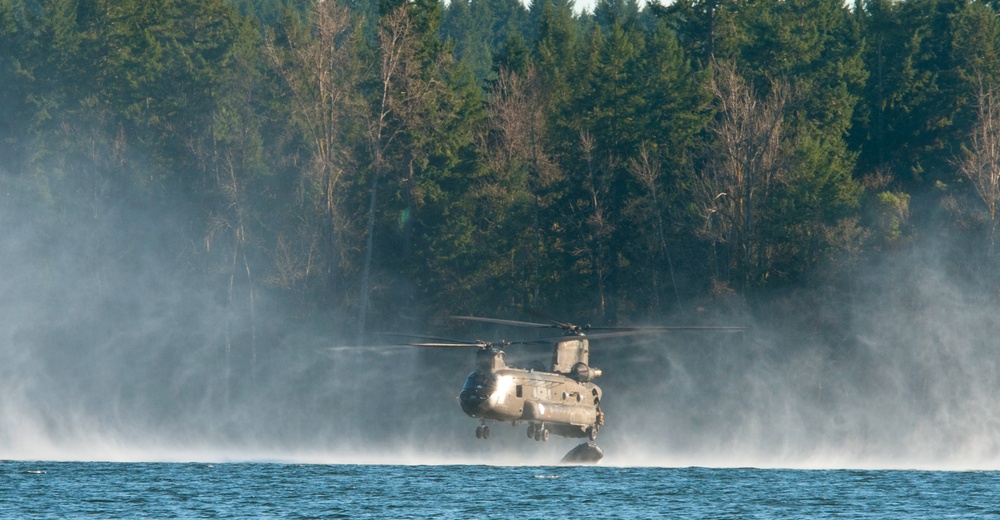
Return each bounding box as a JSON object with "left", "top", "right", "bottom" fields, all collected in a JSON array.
[
  {"left": 415, "top": 315, "right": 741, "bottom": 444},
  {"left": 459, "top": 345, "right": 604, "bottom": 441}
]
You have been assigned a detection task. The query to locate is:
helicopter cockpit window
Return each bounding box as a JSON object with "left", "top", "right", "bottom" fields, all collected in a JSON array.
[
  {"left": 461, "top": 371, "right": 496, "bottom": 400},
  {"left": 463, "top": 371, "right": 487, "bottom": 391}
]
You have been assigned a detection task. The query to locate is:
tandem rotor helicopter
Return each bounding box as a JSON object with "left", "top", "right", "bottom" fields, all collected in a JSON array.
[{"left": 395, "top": 314, "right": 743, "bottom": 455}]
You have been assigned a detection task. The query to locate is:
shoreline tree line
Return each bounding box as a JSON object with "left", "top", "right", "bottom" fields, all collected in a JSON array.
[{"left": 3, "top": 0, "right": 1000, "bottom": 347}]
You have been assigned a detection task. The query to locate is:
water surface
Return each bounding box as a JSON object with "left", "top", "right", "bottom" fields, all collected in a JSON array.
[{"left": 4, "top": 461, "right": 999, "bottom": 518}]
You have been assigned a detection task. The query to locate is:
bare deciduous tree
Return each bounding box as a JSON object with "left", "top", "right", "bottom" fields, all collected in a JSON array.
[
  {"left": 481, "top": 65, "right": 559, "bottom": 303},
  {"left": 697, "top": 60, "right": 789, "bottom": 289},
  {"left": 957, "top": 76, "right": 1000, "bottom": 257},
  {"left": 357, "top": 3, "right": 461, "bottom": 343},
  {"left": 357, "top": 3, "right": 414, "bottom": 345},
  {"left": 627, "top": 142, "right": 681, "bottom": 308},
  {"left": 577, "top": 129, "right": 616, "bottom": 319},
  {"left": 264, "top": 0, "right": 362, "bottom": 302},
  {"left": 483, "top": 66, "right": 557, "bottom": 184}
]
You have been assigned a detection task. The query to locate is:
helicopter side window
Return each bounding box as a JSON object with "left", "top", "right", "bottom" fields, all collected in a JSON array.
[{"left": 516, "top": 385, "right": 523, "bottom": 398}]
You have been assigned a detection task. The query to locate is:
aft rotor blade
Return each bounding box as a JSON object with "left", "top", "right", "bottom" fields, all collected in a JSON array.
[
  {"left": 509, "top": 330, "right": 661, "bottom": 345},
  {"left": 507, "top": 327, "right": 745, "bottom": 346},
  {"left": 615, "top": 326, "right": 746, "bottom": 332},
  {"left": 454, "top": 314, "right": 744, "bottom": 333},
  {"left": 524, "top": 308, "right": 577, "bottom": 330},
  {"left": 452, "top": 314, "right": 585, "bottom": 332}
]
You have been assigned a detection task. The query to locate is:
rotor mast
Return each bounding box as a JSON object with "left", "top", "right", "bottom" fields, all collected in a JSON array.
[
  {"left": 476, "top": 345, "right": 508, "bottom": 371},
  {"left": 551, "top": 336, "right": 589, "bottom": 374}
]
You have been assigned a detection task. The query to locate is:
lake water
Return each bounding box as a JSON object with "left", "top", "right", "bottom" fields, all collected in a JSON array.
[{"left": 4, "top": 460, "right": 999, "bottom": 518}]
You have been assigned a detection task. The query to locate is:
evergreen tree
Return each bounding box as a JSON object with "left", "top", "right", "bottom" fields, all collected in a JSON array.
[
  {"left": 594, "top": 0, "right": 641, "bottom": 30},
  {"left": 661, "top": 0, "right": 745, "bottom": 64},
  {"left": 441, "top": 0, "right": 491, "bottom": 83},
  {"left": 562, "top": 20, "right": 648, "bottom": 321},
  {"left": 854, "top": 0, "right": 964, "bottom": 189},
  {"left": 441, "top": 0, "right": 528, "bottom": 85},
  {"left": 533, "top": 0, "right": 579, "bottom": 121},
  {"left": 623, "top": 18, "right": 710, "bottom": 312},
  {"left": 362, "top": 0, "right": 486, "bottom": 322}
]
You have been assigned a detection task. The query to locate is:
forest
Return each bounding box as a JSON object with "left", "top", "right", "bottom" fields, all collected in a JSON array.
[{"left": 3, "top": 0, "right": 1000, "bottom": 351}]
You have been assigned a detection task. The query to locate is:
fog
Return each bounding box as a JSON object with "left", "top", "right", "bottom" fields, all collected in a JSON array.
[
  {"left": 595, "top": 242, "right": 1000, "bottom": 470},
  {"left": 3, "top": 171, "right": 1000, "bottom": 470}
]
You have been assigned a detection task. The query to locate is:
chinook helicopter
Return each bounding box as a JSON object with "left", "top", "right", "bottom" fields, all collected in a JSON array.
[{"left": 407, "top": 315, "right": 742, "bottom": 443}]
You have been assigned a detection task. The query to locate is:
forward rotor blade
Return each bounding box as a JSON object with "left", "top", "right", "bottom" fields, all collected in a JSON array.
[
  {"left": 378, "top": 332, "right": 484, "bottom": 344},
  {"left": 451, "top": 316, "right": 554, "bottom": 329},
  {"left": 410, "top": 341, "right": 488, "bottom": 348},
  {"left": 376, "top": 332, "right": 499, "bottom": 349}
]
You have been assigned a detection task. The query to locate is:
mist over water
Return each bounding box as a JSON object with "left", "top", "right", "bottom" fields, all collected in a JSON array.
[
  {"left": 598, "top": 241, "right": 1000, "bottom": 470},
  {"left": 3, "top": 169, "right": 1000, "bottom": 470}
]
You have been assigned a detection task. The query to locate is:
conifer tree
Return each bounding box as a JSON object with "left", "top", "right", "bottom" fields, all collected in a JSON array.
[
  {"left": 362, "top": 0, "right": 485, "bottom": 319},
  {"left": 854, "top": 0, "right": 963, "bottom": 188}
]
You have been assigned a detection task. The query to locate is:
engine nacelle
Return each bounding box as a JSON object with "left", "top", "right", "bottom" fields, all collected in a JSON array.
[{"left": 570, "top": 362, "right": 602, "bottom": 382}]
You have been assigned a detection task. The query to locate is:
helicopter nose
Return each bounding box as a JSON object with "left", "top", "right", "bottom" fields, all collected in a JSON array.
[
  {"left": 459, "top": 385, "right": 490, "bottom": 415},
  {"left": 459, "top": 376, "right": 495, "bottom": 417}
]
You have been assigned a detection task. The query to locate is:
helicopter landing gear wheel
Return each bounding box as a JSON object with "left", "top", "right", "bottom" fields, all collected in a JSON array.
[
  {"left": 587, "top": 426, "right": 598, "bottom": 441},
  {"left": 476, "top": 425, "right": 490, "bottom": 439},
  {"left": 527, "top": 424, "right": 536, "bottom": 439},
  {"left": 476, "top": 425, "right": 483, "bottom": 439},
  {"left": 542, "top": 428, "right": 550, "bottom": 442}
]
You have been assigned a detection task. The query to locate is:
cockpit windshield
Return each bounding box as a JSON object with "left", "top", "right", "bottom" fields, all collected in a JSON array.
[
  {"left": 463, "top": 371, "right": 486, "bottom": 391},
  {"left": 461, "top": 371, "right": 494, "bottom": 399}
]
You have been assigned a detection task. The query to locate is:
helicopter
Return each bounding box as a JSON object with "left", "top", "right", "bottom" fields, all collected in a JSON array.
[{"left": 406, "top": 315, "right": 742, "bottom": 443}]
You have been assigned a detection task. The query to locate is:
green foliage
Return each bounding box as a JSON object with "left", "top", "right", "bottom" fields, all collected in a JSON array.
[
  {"left": 876, "top": 190, "right": 912, "bottom": 242},
  {"left": 7, "top": 0, "right": 1000, "bottom": 333},
  {"left": 853, "top": 0, "right": 969, "bottom": 188},
  {"left": 441, "top": 0, "right": 527, "bottom": 84}
]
